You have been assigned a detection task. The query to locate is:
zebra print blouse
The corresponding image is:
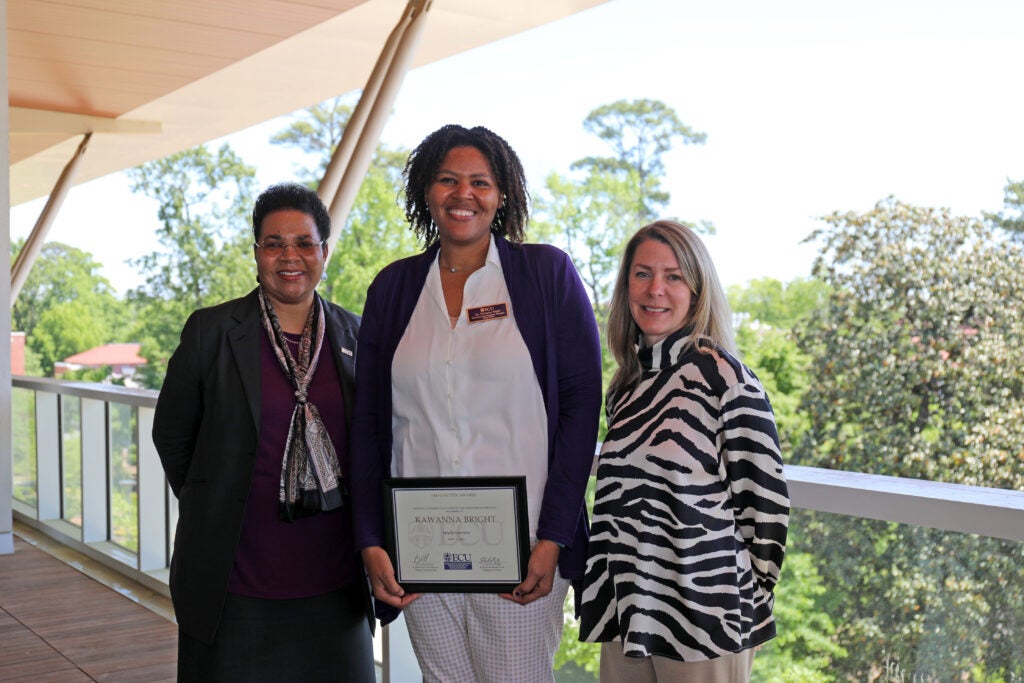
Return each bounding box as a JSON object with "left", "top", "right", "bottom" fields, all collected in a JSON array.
[{"left": 579, "top": 328, "right": 789, "bottom": 661}]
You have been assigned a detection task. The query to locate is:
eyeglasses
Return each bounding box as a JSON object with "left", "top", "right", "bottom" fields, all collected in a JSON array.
[{"left": 254, "top": 239, "right": 325, "bottom": 257}]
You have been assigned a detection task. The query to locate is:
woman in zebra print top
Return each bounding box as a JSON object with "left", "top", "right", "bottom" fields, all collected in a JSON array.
[{"left": 579, "top": 220, "right": 789, "bottom": 682}]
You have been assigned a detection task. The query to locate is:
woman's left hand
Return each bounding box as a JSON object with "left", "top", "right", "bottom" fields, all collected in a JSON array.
[{"left": 499, "top": 539, "right": 560, "bottom": 605}]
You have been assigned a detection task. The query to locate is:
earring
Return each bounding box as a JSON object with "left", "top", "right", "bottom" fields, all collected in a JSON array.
[{"left": 321, "top": 271, "right": 328, "bottom": 282}]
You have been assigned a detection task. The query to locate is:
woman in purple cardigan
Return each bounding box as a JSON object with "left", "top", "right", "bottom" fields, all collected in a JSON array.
[{"left": 350, "top": 124, "right": 602, "bottom": 682}]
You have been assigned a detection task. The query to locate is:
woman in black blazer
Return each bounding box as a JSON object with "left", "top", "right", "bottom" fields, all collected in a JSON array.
[{"left": 153, "top": 183, "right": 374, "bottom": 682}]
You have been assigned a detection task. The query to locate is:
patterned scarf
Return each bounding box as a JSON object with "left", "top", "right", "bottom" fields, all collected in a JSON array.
[{"left": 257, "top": 287, "right": 344, "bottom": 521}]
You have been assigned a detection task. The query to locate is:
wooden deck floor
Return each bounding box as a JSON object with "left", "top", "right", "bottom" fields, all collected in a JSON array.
[{"left": 0, "top": 533, "right": 177, "bottom": 682}]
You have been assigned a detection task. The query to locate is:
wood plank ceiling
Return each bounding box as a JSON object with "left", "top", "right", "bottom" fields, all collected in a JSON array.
[{"left": 7, "top": 0, "right": 610, "bottom": 205}]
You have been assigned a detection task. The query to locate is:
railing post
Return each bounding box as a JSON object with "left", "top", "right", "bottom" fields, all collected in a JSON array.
[
  {"left": 381, "top": 614, "right": 420, "bottom": 682},
  {"left": 137, "top": 406, "right": 167, "bottom": 571},
  {"left": 80, "top": 398, "right": 107, "bottom": 543},
  {"left": 34, "top": 392, "right": 60, "bottom": 521}
]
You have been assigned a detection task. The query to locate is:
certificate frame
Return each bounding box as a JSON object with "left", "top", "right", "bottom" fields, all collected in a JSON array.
[{"left": 383, "top": 476, "right": 530, "bottom": 593}]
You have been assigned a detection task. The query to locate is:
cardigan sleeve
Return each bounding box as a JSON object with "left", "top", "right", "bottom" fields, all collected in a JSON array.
[
  {"left": 349, "top": 272, "right": 390, "bottom": 552},
  {"left": 534, "top": 249, "right": 603, "bottom": 549}
]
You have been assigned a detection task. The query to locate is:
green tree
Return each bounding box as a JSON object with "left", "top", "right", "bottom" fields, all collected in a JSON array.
[
  {"left": 572, "top": 98, "right": 707, "bottom": 223},
  {"left": 751, "top": 546, "right": 847, "bottom": 682},
  {"left": 10, "top": 240, "right": 121, "bottom": 375},
  {"left": 728, "top": 278, "right": 840, "bottom": 679},
  {"left": 270, "top": 96, "right": 416, "bottom": 313},
  {"left": 270, "top": 96, "right": 351, "bottom": 182},
  {"left": 792, "top": 197, "right": 1024, "bottom": 677},
  {"left": 534, "top": 99, "right": 709, "bottom": 439},
  {"left": 126, "top": 143, "right": 257, "bottom": 388},
  {"left": 32, "top": 301, "right": 109, "bottom": 377},
  {"left": 729, "top": 277, "right": 829, "bottom": 330},
  {"left": 729, "top": 277, "right": 827, "bottom": 449},
  {"left": 534, "top": 167, "right": 644, "bottom": 333},
  {"left": 984, "top": 176, "right": 1024, "bottom": 236}
]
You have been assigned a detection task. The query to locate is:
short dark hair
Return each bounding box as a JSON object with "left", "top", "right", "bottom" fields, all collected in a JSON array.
[
  {"left": 252, "top": 183, "right": 331, "bottom": 241},
  {"left": 402, "top": 124, "right": 529, "bottom": 246}
]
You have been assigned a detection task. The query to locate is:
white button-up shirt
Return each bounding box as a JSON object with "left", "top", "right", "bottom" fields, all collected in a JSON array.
[{"left": 391, "top": 236, "right": 549, "bottom": 535}]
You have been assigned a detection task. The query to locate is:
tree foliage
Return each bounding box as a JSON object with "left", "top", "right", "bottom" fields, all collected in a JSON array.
[
  {"left": 751, "top": 544, "right": 846, "bottom": 682},
  {"left": 572, "top": 98, "right": 706, "bottom": 222},
  {"left": 10, "top": 240, "right": 120, "bottom": 375},
  {"left": 534, "top": 98, "right": 709, "bottom": 438},
  {"left": 792, "top": 197, "right": 1024, "bottom": 677},
  {"left": 729, "top": 277, "right": 829, "bottom": 330},
  {"left": 730, "top": 277, "right": 828, "bottom": 450},
  {"left": 270, "top": 96, "right": 351, "bottom": 180},
  {"left": 533, "top": 167, "right": 644, "bottom": 333},
  {"left": 984, "top": 176, "right": 1024, "bottom": 237},
  {"left": 270, "top": 96, "right": 416, "bottom": 313},
  {"left": 125, "top": 144, "right": 258, "bottom": 388}
]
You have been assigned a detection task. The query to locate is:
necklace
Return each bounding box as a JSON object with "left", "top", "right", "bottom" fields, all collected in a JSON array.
[{"left": 439, "top": 256, "right": 485, "bottom": 273}]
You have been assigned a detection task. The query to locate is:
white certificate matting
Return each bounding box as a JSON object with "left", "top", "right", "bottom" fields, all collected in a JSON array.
[{"left": 384, "top": 477, "right": 529, "bottom": 592}]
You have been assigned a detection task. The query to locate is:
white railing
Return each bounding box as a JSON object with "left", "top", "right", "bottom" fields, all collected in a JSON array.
[
  {"left": 9, "top": 377, "right": 1024, "bottom": 680},
  {"left": 10, "top": 376, "right": 172, "bottom": 596}
]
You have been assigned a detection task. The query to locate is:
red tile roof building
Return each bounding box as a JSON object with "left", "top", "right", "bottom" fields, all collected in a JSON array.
[{"left": 54, "top": 343, "right": 147, "bottom": 381}]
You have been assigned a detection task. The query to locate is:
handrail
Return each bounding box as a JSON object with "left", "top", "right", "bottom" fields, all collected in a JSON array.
[
  {"left": 787, "top": 464, "right": 1024, "bottom": 543},
  {"left": 13, "top": 375, "right": 158, "bottom": 407},
  {"left": 13, "top": 377, "right": 1024, "bottom": 552}
]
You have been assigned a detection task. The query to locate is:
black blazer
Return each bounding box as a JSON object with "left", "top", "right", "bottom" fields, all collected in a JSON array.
[{"left": 152, "top": 288, "right": 369, "bottom": 644}]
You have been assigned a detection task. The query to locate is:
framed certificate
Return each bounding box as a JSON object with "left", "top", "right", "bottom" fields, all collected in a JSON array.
[{"left": 383, "top": 476, "right": 530, "bottom": 593}]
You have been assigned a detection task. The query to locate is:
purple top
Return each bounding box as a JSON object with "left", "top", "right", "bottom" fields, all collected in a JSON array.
[{"left": 227, "top": 330, "right": 358, "bottom": 598}]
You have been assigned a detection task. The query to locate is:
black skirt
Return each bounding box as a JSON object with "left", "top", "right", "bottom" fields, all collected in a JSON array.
[{"left": 176, "top": 584, "right": 375, "bottom": 682}]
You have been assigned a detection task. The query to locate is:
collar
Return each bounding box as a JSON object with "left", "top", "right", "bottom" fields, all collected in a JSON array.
[
  {"left": 431, "top": 234, "right": 500, "bottom": 274},
  {"left": 637, "top": 325, "right": 698, "bottom": 372}
]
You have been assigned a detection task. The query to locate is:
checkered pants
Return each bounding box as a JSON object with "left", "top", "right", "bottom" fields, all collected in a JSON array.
[{"left": 402, "top": 575, "right": 570, "bottom": 683}]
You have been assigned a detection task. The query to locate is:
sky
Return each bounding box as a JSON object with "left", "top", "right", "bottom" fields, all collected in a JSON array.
[{"left": 10, "top": 0, "right": 1024, "bottom": 295}]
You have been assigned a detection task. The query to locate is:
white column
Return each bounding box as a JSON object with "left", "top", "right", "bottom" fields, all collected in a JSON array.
[{"left": 1, "top": 0, "right": 14, "bottom": 555}]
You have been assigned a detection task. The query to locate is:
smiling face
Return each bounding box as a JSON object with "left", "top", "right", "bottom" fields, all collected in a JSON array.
[
  {"left": 426, "top": 146, "right": 501, "bottom": 250},
  {"left": 254, "top": 209, "right": 327, "bottom": 310},
  {"left": 628, "top": 238, "right": 694, "bottom": 346}
]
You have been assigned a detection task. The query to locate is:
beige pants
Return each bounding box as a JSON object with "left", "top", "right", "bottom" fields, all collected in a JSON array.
[{"left": 599, "top": 640, "right": 755, "bottom": 683}]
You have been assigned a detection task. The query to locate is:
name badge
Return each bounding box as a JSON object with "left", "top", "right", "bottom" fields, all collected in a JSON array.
[{"left": 467, "top": 302, "right": 509, "bottom": 324}]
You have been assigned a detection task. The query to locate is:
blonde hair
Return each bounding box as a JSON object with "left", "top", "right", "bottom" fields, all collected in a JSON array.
[{"left": 607, "top": 220, "right": 737, "bottom": 399}]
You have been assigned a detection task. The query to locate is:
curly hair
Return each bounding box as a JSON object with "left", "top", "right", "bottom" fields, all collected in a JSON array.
[
  {"left": 252, "top": 182, "right": 330, "bottom": 242},
  {"left": 402, "top": 124, "right": 529, "bottom": 246}
]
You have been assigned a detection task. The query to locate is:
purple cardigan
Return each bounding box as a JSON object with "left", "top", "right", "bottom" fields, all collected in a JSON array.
[{"left": 350, "top": 238, "right": 602, "bottom": 615}]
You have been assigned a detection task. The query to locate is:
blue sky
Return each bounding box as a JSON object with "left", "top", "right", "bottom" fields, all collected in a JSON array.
[{"left": 11, "top": 0, "right": 1024, "bottom": 294}]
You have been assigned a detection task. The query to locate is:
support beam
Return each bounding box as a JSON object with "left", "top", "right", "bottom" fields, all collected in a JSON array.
[
  {"left": 9, "top": 108, "right": 161, "bottom": 136},
  {"left": 323, "top": 0, "right": 433, "bottom": 254},
  {"left": 317, "top": 3, "right": 411, "bottom": 210},
  {"left": 10, "top": 133, "right": 92, "bottom": 304}
]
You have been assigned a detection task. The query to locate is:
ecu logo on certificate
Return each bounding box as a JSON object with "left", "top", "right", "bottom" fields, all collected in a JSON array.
[{"left": 383, "top": 476, "right": 530, "bottom": 593}]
